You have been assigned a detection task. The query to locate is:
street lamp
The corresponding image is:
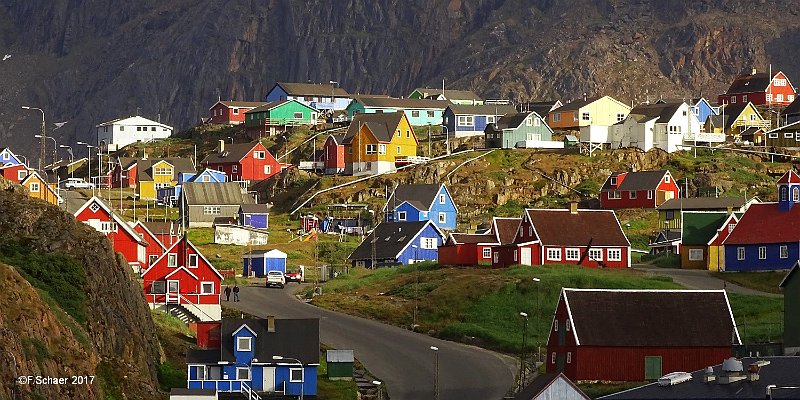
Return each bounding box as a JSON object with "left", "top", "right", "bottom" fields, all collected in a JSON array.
[
  {"left": 273, "top": 355, "right": 304, "bottom": 400},
  {"left": 21, "top": 106, "right": 45, "bottom": 171},
  {"left": 519, "top": 311, "right": 529, "bottom": 391},
  {"left": 34, "top": 134, "right": 58, "bottom": 168},
  {"left": 59, "top": 145, "right": 74, "bottom": 178},
  {"left": 430, "top": 346, "right": 440, "bottom": 400},
  {"left": 77, "top": 141, "right": 97, "bottom": 195},
  {"left": 532, "top": 277, "right": 541, "bottom": 366}
]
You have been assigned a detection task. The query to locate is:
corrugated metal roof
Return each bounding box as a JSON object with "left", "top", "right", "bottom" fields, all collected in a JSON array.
[
  {"left": 183, "top": 182, "right": 255, "bottom": 206},
  {"left": 326, "top": 349, "right": 354, "bottom": 363}
]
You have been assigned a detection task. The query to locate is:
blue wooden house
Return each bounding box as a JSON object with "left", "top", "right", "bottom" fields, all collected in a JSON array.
[
  {"left": 345, "top": 96, "right": 450, "bottom": 126},
  {"left": 658, "top": 97, "right": 718, "bottom": 123},
  {"left": 348, "top": 221, "right": 445, "bottom": 268},
  {"left": 722, "top": 170, "right": 800, "bottom": 271},
  {"left": 443, "top": 104, "right": 517, "bottom": 138},
  {"left": 0, "top": 147, "right": 23, "bottom": 166},
  {"left": 384, "top": 183, "right": 458, "bottom": 230},
  {"left": 186, "top": 316, "right": 319, "bottom": 397},
  {"left": 242, "top": 249, "right": 287, "bottom": 277},
  {"left": 239, "top": 204, "right": 270, "bottom": 229},
  {"left": 266, "top": 82, "right": 353, "bottom": 111},
  {"left": 158, "top": 169, "right": 226, "bottom": 205}
]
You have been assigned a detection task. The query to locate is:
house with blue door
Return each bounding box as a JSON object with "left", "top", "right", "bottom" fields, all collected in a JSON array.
[
  {"left": 186, "top": 316, "right": 319, "bottom": 398},
  {"left": 346, "top": 96, "right": 450, "bottom": 126},
  {"left": 242, "top": 249, "right": 286, "bottom": 277},
  {"left": 239, "top": 204, "right": 270, "bottom": 229},
  {"left": 443, "top": 104, "right": 517, "bottom": 137},
  {"left": 384, "top": 183, "right": 458, "bottom": 230},
  {"left": 265, "top": 82, "right": 352, "bottom": 111},
  {"left": 0, "top": 147, "right": 23, "bottom": 166},
  {"left": 722, "top": 170, "right": 800, "bottom": 271},
  {"left": 348, "top": 221, "right": 445, "bottom": 268}
]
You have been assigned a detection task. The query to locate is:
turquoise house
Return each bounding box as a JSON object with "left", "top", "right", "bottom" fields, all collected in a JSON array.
[
  {"left": 346, "top": 96, "right": 450, "bottom": 126},
  {"left": 484, "top": 111, "right": 554, "bottom": 149}
]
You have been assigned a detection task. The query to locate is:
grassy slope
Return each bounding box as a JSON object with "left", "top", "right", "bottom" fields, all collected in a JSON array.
[{"left": 712, "top": 271, "right": 786, "bottom": 294}]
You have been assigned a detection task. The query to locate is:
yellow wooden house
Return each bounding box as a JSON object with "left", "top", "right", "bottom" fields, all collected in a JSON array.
[
  {"left": 343, "top": 112, "right": 418, "bottom": 176},
  {"left": 136, "top": 158, "right": 196, "bottom": 200},
  {"left": 21, "top": 171, "right": 61, "bottom": 205},
  {"left": 705, "top": 102, "right": 770, "bottom": 138}
]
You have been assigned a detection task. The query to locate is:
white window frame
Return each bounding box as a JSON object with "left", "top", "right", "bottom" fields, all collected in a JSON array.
[
  {"left": 438, "top": 213, "right": 446, "bottom": 224},
  {"left": 253, "top": 151, "right": 266, "bottom": 159},
  {"left": 397, "top": 211, "right": 407, "bottom": 221},
  {"left": 588, "top": 248, "right": 603, "bottom": 261},
  {"left": 546, "top": 248, "right": 562, "bottom": 261},
  {"left": 264, "top": 165, "right": 272, "bottom": 175},
  {"left": 565, "top": 248, "right": 580, "bottom": 261},
  {"left": 29, "top": 182, "right": 40, "bottom": 193},
  {"left": 232, "top": 165, "right": 238, "bottom": 173},
  {"left": 728, "top": 224, "right": 736, "bottom": 233},
  {"left": 482, "top": 247, "right": 491, "bottom": 259},
  {"left": 236, "top": 367, "right": 250, "bottom": 381},
  {"left": 688, "top": 248, "right": 704, "bottom": 261},
  {"left": 766, "top": 93, "right": 774, "bottom": 102},
  {"left": 168, "top": 253, "right": 177, "bottom": 268},
  {"left": 18, "top": 170, "right": 27, "bottom": 180},
  {"left": 493, "top": 252, "right": 499, "bottom": 263},
  {"left": 581, "top": 112, "right": 590, "bottom": 121},
  {"left": 553, "top": 319, "right": 559, "bottom": 331},
  {"left": 237, "top": 336, "right": 252, "bottom": 352},
  {"left": 378, "top": 144, "right": 386, "bottom": 155},
  {"left": 629, "top": 191, "right": 637, "bottom": 199},
  {"left": 457, "top": 115, "right": 474, "bottom": 127},
  {"left": 188, "top": 254, "right": 199, "bottom": 268},
  {"left": 203, "top": 206, "right": 221, "bottom": 215},
  {"left": 759, "top": 246, "right": 767, "bottom": 260},
  {"left": 552, "top": 352, "right": 556, "bottom": 364},
  {"left": 396, "top": 145, "right": 401, "bottom": 154},
  {"left": 647, "top": 190, "right": 653, "bottom": 200},
  {"left": 439, "top": 193, "right": 446, "bottom": 204},
  {"left": 365, "top": 144, "right": 377, "bottom": 155},
  {"left": 664, "top": 175, "right": 671, "bottom": 183},
  {"left": 780, "top": 245, "right": 789, "bottom": 259},
  {"left": 289, "top": 368, "right": 304, "bottom": 383},
  {"left": 513, "top": 250, "right": 518, "bottom": 262},
  {"left": 567, "top": 352, "right": 572, "bottom": 364},
  {"left": 421, "top": 237, "right": 437, "bottom": 250},
  {"left": 737, "top": 247, "right": 745, "bottom": 261},
  {"left": 293, "top": 112, "right": 304, "bottom": 119},
  {"left": 148, "top": 254, "right": 159, "bottom": 266},
  {"left": 553, "top": 113, "right": 561, "bottom": 122},
  {"left": 200, "top": 281, "right": 214, "bottom": 294},
  {"left": 607, "top": 248, "right": 621, "bottom": 261}
]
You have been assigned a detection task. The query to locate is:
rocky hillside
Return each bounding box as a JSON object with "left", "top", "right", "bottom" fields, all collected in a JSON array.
[
  {"left": 2, "top": 0, "right": 800, "bottom": 159},
  {"left": 0, "top": 180, "right": 163, "bottom": 399}
]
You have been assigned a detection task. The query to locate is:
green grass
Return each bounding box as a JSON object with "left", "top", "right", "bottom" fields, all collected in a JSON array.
[
  {"left": 317, "top": 354, "right": 359, "bottom": 400},
  {"left": 158, "top": 362, "right": 186, "bottom": 392},
  {"left": 579, "top": 382, "right": 646, "bottom": 399},
  {"left": 728, "top": 293, "right": 783, "bottom": 344},
  {"left": 712, "top": 271, "right": 785, "bottom": 294},
  {"left": 640, "top": 253, "right": 680, "bottom": 268},
  {"left": 150, "top": 309, "right": 195, "bottom": 338}
]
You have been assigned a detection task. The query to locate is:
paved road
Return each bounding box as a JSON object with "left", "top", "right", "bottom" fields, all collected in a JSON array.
[
  {"left": 229, "top": 284, "right": 517, "bottom": 400},
  {"left": 633, "top": 264, "right": 782, "bottom": 298}
]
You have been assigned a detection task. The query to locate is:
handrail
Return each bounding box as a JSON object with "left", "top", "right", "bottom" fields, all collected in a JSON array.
[{"left": 241, "top": 381, "right": 262, "bottom": 400}]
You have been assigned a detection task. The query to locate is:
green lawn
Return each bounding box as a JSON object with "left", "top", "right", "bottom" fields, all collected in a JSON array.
[
  {"left": 712, "top": 271, "right": 786, "bottom": 294},
  {"left": 317, "top": 354, "right": 359, "bottom": 400},
  {"left": 728, "top": 293, "right": 784, "bottom": 344}
]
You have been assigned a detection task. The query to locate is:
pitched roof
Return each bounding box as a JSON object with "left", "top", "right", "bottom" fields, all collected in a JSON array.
[
  {"left": 563, "top": 289, "right": 739, "bottom": 347},
  {"left": 386, "top": 184, "right": 442, "bottom": 211},
  {"left": 554, "top": 96, "right": 603, "bottom": 112},
  {"left": 275, "top": 82, "right": 350, "bottom": 97},
  {"left": 220, "top": 318, "right": 319, "bottom": 365},
  {"left": 491, "top": 112, "right": 544, "bottom": 131},
  {"left": 724, "top": 202, "right": 800, "bottom": 245},
  {"left": 718, "top": 103, "right": 761, "bottom": 129},
  {"left": 449, "top": 232, "right": 498, "bottom": 244},
  {"left": 627, "top": 102, "right": 684, "bottom": 123},
  {"left": 518, "top": 100, "right": 561, "bottom": 116},
  {"left": 785, "top": 96, "right": 800, "bottom": 115},
  {"left": 446, "top": 104, "right": 516, "bottom": 115},
  {"left": 135, "top": 158, "right": 196, "bottom": 180},
  {"left": 525, "top": 209, "right": 629, "bottom": 247},
  {"left": 348, "top": 221, "right": 439, "bottom": 261},
  {"left": 780, "top": 261, "right": 800, "bottom": 288},
  {"left": 213, "top": 101, "right": 267, "bottom": 109},
  {"left": 776, "top": 169, "right": 800, "bottom": 184},
  {"left": 239, "top": 204, "right": 270, "bottom": 214},
  {"left": 200, "top": 141, "right": 261, "bottom": 164},
  {"left": 681, "top": 212, "right": 730, "bottom": 245},
  {"left": 724, "top": 71, "right": 772, "bottom": 94},
  {"left": 658, "top": 197, "right": 749, "bottom": 211},
  {"left": 74, "top": 196, "right": 147, "bottom": 245},
  {"left": 602, "top": 170, "right": 670, "bottom": 191},
  {"left": 244, "top": 99, "right": 291, "bottom": 114},
  {"left": 494, "top": 217, "right": 522, "bottom": 245},
  {"left": 141, "top": 221, "right": 177, "bottom": 235},
  {"left": 343, "top": 112, "right": 407, "bottom": 143},
  {"left": 182, "top": 182, "right": 255, "bottom": 206},
  {"left": 650, "top": 230, "right": 682, "bottom": 246},
  {"left": 353, "top": 96, "right": 451, "bottom": 109},
  {"left": 514, "top": 372, "right": 589, "bottom": 400},
  {"left": 599, "top": 356, "right": 800, "bottom": 399},
  {"left": 412, "top": 87, "right": 483, "bottom": 101}
]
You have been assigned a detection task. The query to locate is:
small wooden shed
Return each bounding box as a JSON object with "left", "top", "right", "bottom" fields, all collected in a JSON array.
[{"left": 326, "top": 349, "right": 354, "bottom": 380}]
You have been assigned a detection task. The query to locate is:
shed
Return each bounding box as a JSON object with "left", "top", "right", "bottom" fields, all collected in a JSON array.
[
  {"left": 242, "top": 249, "right": 287, "bottom": 277},
  {"left": 781, "top": 262, "right": 800, "bottom": 355},
  {"left": 326, "top": 349, "right": 354, "bottom": 380},
  {"left": 239, "top": 204, "right": 270, "bottom": 229},
  {"left": 563, "top": 135, "right": 579, "bottom": 148}
]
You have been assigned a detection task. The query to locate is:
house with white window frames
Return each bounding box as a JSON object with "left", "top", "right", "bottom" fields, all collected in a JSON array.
[{"left": 180, "top": 182, "right": 256, "bottom": 228}]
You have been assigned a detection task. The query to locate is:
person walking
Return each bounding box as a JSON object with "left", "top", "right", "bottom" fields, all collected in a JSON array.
[
  {"left": 233, "top": 284, "right": 240, "bottom": 302},
  {"left": 224, "top": 286, "right": 232, "bottom": 301}
]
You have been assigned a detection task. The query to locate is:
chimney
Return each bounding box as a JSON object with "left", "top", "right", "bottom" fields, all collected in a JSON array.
[
  {"left": 267, "top": 315, "right": 275, "bottom": 333},
  {"left": 218, "top": 140, "right": 225, "bottom": 153},
  {"left": 569, "top": 201, "right": 579, "bottom": 214},
  {"left": 727, "top": 205, "right": 734, "bottom": 215}
]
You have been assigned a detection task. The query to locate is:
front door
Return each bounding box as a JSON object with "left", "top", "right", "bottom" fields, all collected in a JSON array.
[
  {"left": 644, "top": 356, "right": 662, "bottom": 380},
  {"left": 556, "top": 353, "right": 566, "bottom": 372},
  {"left": 262, "top": 367, "right": 276, "bottom": 392},
  {"left": 167, "top": 280, "right": 179, "bottom": 303},
  {"left": 521, "top": 247, "right": 532, "bottom": 266}
]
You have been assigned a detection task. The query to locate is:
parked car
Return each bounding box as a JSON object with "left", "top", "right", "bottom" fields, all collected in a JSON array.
[
  {"left": 62, "top": 178, "right": 95, "bottom": 189},
  {"left": 266, "top": 270, "right": 286, "bottom": 289},
  {"left": 285, "top": 270, "right": 303, "bottom": 283}
]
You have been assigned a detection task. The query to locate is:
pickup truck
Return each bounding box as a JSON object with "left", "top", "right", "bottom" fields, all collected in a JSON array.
[{"left": 266, "top": 271, "right": 286, "bottom": 289}]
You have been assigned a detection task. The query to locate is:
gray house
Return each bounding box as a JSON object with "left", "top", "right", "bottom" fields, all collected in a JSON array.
[
  {"left": 180, "top": 182, "right": 255, "bottom": 227},
  {"left": 484, "top": 111, "right": 555, "bottom": 149}
]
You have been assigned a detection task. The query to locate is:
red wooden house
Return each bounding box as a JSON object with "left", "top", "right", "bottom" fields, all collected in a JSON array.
[
  {"left": 74, "top": 196, "right": 148, "bottom": 271},
  {"left": 131, "top": 220, "right": 168, "bottom": 267},
  {"left": 323, "top": 133, "right": 346, "bottom": 175},
  {"left": 492, "top": 204, "right": 630, "bottom": 268},
  {"left": 208, "top": 101, "right": 266, "bottom": 125},
  {"left": 141, "top": 220, "right": 180, "bottom": 250},
  {"left": 110, "top": 157, "right": 138, "bottom": 188},
  {"left": 439, "top": 217, "right": 520, "bottom": 266},
  {"left": 547, "top": 289, "right": 739, "bottom": 382},
  {"left": 0, "top": 163, "right": 29, "bottom": 183},
  {"left": 600, "top": 170, "right": 679, "bottom": 209},
  {"left": 718, "top": 69, "right": 796, "bottom": 106},
  {"left": 200, "top": 140, "right": 287, "bottom": 182},
  {"left": 141, "top": 236, "right": 222, "bottom": 322}
]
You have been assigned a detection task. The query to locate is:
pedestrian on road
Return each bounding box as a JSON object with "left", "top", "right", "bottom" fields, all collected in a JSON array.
[
  {"left": 233, "top": 284, "right": 240, "bottom": 302},
  {"left": 224, "top": 286, "right": 232, "bottom": 301}
]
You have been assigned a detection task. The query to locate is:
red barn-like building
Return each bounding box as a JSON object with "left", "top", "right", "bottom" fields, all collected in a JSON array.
[
  {"left": 600, "top": 170, "right": 679, "bottom": 209},
  {"left": 323, "top": 133, "right": 346, "bottom": 175},
  {"left": 200, "top": 140, "right": 287, "bottom": 182},
  {"left": 74, "top": 197, "right": 148, "bottom": 271},
  {"left": 141, "top": 236, "right": 222, "bottom": 322},
  {"left": 439, "top": 217, "right": 520, "bottom": 266},
  {"left": 547, "top": 289, "right": 739, "bottom": 382},
  {"left": 718, "top": 69, "right": 796, "bottom": 106},
  {"left": 208, "top": 101, "right": 266, "bottom": 125}
]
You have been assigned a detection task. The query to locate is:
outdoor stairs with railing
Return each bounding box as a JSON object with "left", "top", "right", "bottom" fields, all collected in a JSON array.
[
  {"left": 167, "top": 304, "right": 199, "bottom": 324},
  {"left": 241, "top": 381, "right": 262, "bottom": 400}
]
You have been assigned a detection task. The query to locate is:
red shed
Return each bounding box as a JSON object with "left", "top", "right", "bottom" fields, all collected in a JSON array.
[
  {"left": 718, "top": 69, "right": 796, "bottom": 106},
  {"left": 600, "top": 170, "right": 679, "bottom": 209},
  {"left": 74, "top": 196, "right": 148, "bottom": 271},
  {"left": 0, "top": 164, "right": 30, "bottom": 183},
  {"left": 323, "top": 133, "right": 346, "bottom": 175},
  {"left": 200, "top": 140, "right": 287, "bottom": 182},
  {"left": 439, "top": 217, "right": 520, "bottom": 266},
  {"left": 141, "top": 236, "right": 222, "bottom": 322},
  {"left": 547, "top": 289, "right": 739, "bottom": 382},
  {"left": 208, "top": 101, "right": 266, "bottom": 125}
]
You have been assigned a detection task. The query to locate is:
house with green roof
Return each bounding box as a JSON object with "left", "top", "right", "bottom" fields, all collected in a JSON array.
[{"left": 680, "top": 211, "right": 740, "bottom": 270}]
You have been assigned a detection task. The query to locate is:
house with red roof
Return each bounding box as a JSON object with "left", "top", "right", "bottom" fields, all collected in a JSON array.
[
  {"left": 438, "top": 217, "right": 520, "bottom": 266},
  {"left": 200, "top": 140, "right": 287, "bottom": 182},
  {"left": 491, "top": 203, "right": 630, "bottom": 268},
  {"left": 74, "top": 196, "right": 148, "bottom": 271},
  {"left": 722, "top": 170, "right": 800, "bottom": 271},
  {"left": 547, "top": 289, "right": 740, "bottom": 382},
  {"left": 207, "top": 101, "right": 266, "bottom": 125},
  {"left": 131, "top": 220, "right": 168, "bottom": 267},
  {"left": 718, "top": 68, "right": 796, "bottom": 106},
  {"left": 600, "top": 170, "right": 679, "bottom": 209},
  {"left": 141, "top": 236, "right": 222, "bottom": 322}
]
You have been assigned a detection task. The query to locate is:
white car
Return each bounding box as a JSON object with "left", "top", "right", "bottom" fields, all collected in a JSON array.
[
  {"left": 266, "top": 271, "right": 286, "bottom": 289},
  {"left": 62, "top": 178, "right": 95, "bottom": 189}
]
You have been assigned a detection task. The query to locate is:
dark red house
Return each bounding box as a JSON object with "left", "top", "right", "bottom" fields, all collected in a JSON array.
[
  {"left": 547, "top": 289, "right": 739, "bottom": 382},
  {"left": 141, "top": 220, "right": 180, "bottom": 250},
  {"left": 208, "top": 101, "right": 266, "bottom": 125},
  {"left": 73, "top": 196, "right": 148, "bottom": 271},
  {"left": 492, "top": 204, "right": 630, "bottom": 269},
  {"left": 323, "top": 133, "right": 345, "bottom": 175},
  {"left": 718, "top": 69, "right": 796, "bottom": 106},
  {"left": 438, "top": 217, "right": 520, "bottom": 266},
  {"left": 600, "top": 170, "right": 679, "bottom": 209},
  {"left": 110, "top": 157, "right": 138, "bottom": 188},
  {"left": 131, "top": 220, "right": 168, "bottom": 267},
  {"left": 200, "top": 140, "right": 286, "bottom": 182}
]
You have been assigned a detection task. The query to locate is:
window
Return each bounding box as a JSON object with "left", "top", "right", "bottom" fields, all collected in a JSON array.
[
  {"left": 553, "top": 319, "right": 559, "bottom": 331},
  {"left": 609, "top": 190, "right": 621, "bottom": 199},
  {"left": 777, "top": 94, "right": 784, "bottom": 102},
  {"left": 616, "top": 113, "right": 625, "bottom": 122},
  {"left": 203, "top": 206, "right": 221, "bottom": 215},
  {"left": 457, "top": 116, "right": 474, "bottom": 126},
  {"left": 780, "top": 245, "right": 789, "bottom": 259},
  {"left": 664, "top": 175, "right": 671, "bottom": 183},
  {"left": 529, "top": 226, "right": 533, "bottom": 237},
  {"left": 232, "top": 108, "right": 239, "bottom": 115},
  {"left": 781, "top": 187, "right": 788, "bottom": 201},
  {"left": 742, "top": 95, "right": 747, "bottom": 102},
  {"left": 546, "top": 248, "right": 562, "bottom": 261},
  {"left": 289, "top": 368, "right": 304, "bottom": 382},
  {"left": 293, "top": 112, "right": 304, "bottom": 119},
  {"left": 439, "top": 194, "right": 446, "bottom": 204},
  {"left": 533, "top": 117, "right": 540, "bottom": 126},
  {"left": 378, "top": 144, "right": 386, "bottom": 155},
  {"left": 264, "top": 165, "right": 272, "bottom": 175},
  {"left": 767, "top": 93, "right": 773, "bottom": 102},
  {"left": 201, "top": 282, "right": 214, "bottom": 294},
  {"left": 253, "top": 151, "right": 266, "bottom": 159},
  {"left": 365, "top": 144, "right": 377, "bottom": 155},
  {"left": 607, "top": 249, "right": 622, "bottom": 261},
  {"left": 513, "top": 250, "right": 518, "bottom": 262},
  {"left": 629, "top": 191, "right": 637, "bottom": 199},
  {"left": 581, "top": 112, "right": 590, "bottom": 121},
  {"left": 397, "top": 130, "right": 401, "bottom": 137},
  {"left": 236, "top": 367, "right": 250, "bottom": 381},
  {"left": 795, "top": 188, "right": 800, "bottom": 202},
  {"left": 610, "top": 177, "right": 617, "bottom": 185},
  {"left": 789, "top": 95, "right": 795, "bottom": 102},
  {"left": 427, "top": 110, "right": 435, "bottom": 118},
  {"left": 482, "top": 247, "right": 491, "bottom": 259},
  {"left": 120, "top": 125, "right": 124, "bottom": 131},
  {"left": 168, "top": 253, "right": 177, "bottom": 268},
  {"left": 553, "top": 113, "right": 561, "bottom": 122},
  {"left": 668, "top": 125, "right": 682, "bottom": 134},
  {"left": 397, "top": 211, "right": 406, "bottom": 221},
  {"left": 665, "top": 210, "right": 675, "bottom": 220},
  {"left": 647, "top": 190, "right": 653, "bottom": 199},
  {"left": 136, "top": 126, "right": 142, "bottom": 132},
  {"left": 786, "top": 132, "right": 794, "bottom": 139},
  {"left": 728, "top": 224, "right": 736, "bottom": 233},
  {"left": 573, "top": 112, "right": 579, "bottom": 121},
  {"left": 89, "top": 202, "right": 100, "bottom": 213},
  {"left": 411, "top": 110, "right": 420, "bottom": 118},
  {"left": 99, "top": 222, "right": 117, "bottom": 233},
  {"left": 493, "top": 252, "right": 499, "bottom": 263},
  {"left": 396, "top": 146, "right": 401, "bottom": 154},
  {"left": 487, "top": 115, "right": 496, "bottom": 124},
  {"left": 232, "top": 165, "right": 238, "bottom": 173},
  {"left": 566, "top": 319, "right": 571, "bottom": 331},
  {"left": 29, "top": 182, "right": 40, "bottom": 192},
  {"left": 731, "top": 96, "right": 737, "bottom": 103},
  {"left": 588, "top": 248, "right": 603, "bottom": 261},
  {"left": 188, "top": 254, "right": 198, "bottom": 268},
  {"left": 237, "top": 336, "right": 252, "bottom": 352},
  {"left": 552, "top": 352, "right": 556, "bottom": 364},
  {"left": 688, "top": 249, "right": 704, "bottom": 261},
  {"left": 438, "top": 213, "right": 446, "bottom": 224},
  {"left": 148, "top": 254, "right": 158, "bottom": 266},
  {"left": 567, "top": 352, "right": 572, "bottom": 364},
  {"left": 759, "top": 246, "right": 767, "bottom": 260},
  {"left": 737, "top": 247, "right": 745, "bottom": 261},
  {"left": 565, "top": 248, "right": 580, "bottom": 261},
  {"left": 153, "top": 167, "right": 172, "bottom": 176},
  {"left": 526, "top": 117, "right": 532, "bottom": 126}
]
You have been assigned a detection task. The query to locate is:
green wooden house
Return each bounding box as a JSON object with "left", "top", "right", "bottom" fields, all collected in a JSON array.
[
  {"left": 244, "top": 99, "right": 319, "bottom": 137},
  {"left": 326, "top": 350, "right": 354, "bottom": 381},
  {"left": 484, "top": 111, "right": 554, "bottom": 149},
  {"left": 656, "top": 197, "right": 755, "bottom": 232},
  {"left": 781, "top": 263, "right": 800, "bottom": 355}
]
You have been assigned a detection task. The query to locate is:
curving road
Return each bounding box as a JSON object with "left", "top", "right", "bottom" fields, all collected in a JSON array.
[{"left": 228, "top": 284, "right": 517, "bottom": 400}]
